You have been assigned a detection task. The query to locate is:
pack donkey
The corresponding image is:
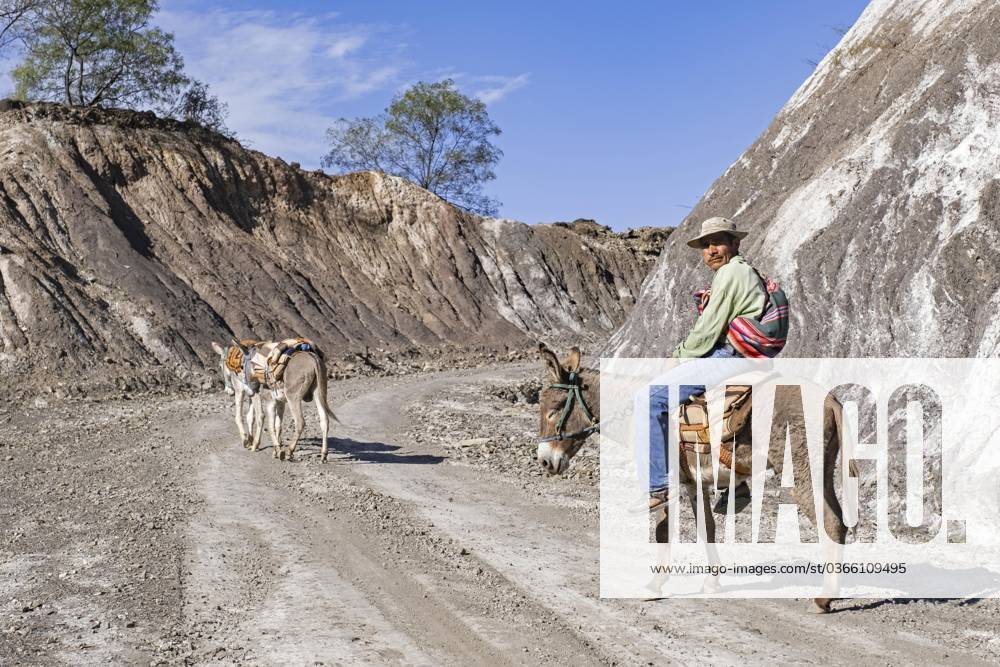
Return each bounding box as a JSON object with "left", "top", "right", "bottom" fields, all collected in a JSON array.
[
  {"left": 535, "top": 343, "right": 855, "bottom": 613},
  {"left": 213, "top": 339, "right": 340, "bottom": 462},
  {"left": 212, "top": 339, "right": 262, "bottom": 450}
]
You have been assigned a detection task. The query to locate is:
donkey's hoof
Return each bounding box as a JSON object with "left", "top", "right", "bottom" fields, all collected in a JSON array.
[
  {"left": 809, "top": 598, "right": 833, "bottom": 614},
  {"left": 320, "top": 454, "right": 328, "bottom": 463},
  {"left": 278, "top": 449, "right": 286, "bottom": 461},
  {"left": 702, "top": 576, "right": 722, "bottom": 594}
]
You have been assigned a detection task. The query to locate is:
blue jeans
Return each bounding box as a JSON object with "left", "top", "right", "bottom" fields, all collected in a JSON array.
[{"left": 636, "top": 344, "right": 760, "bottom": 493}]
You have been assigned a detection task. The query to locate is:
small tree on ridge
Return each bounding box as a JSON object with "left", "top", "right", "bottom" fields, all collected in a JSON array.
[{"left": 322, "top": 79, "right": 503, "bottom": 216}]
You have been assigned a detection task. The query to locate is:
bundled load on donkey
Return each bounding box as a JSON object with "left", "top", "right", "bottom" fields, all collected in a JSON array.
[{"left": 224, "top": 338, "right": 321, "bottom": 396}]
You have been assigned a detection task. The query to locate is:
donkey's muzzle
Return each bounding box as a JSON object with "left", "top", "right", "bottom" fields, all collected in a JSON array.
[{"left": 536, "top": 441, "right": 569, "bottom": 475}]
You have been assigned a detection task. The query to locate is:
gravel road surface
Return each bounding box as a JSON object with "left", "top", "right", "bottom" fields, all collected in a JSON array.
[{"left": 3, "top": 365, "right": 999, "bottom": 665}]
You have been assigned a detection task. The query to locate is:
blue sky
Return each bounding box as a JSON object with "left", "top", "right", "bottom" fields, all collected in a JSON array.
[{"left": 161, "top": 2, "right": 868, "bottom": 229}]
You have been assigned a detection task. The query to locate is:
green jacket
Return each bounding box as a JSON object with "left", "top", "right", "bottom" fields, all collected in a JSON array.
[{"left": 672, "top": 255, "right": 767, "bottom": 358}]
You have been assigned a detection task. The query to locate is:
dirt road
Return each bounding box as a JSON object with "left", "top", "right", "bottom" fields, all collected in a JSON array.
[{"left": 3, "top": 365, "right": 999, "bottom": 665}]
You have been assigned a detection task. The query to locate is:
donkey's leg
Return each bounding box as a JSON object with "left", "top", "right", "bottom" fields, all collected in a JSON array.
[
  {"left": 645, "top": 508, "right": 673, "bottom": 599},
  {"left": 692, "top": 482, "right": 722, "bottom": 594},
  {"left": 766, "top": 436, "right": 835, "bottom": 613},
  {"left": 786, "top": 448, "right": 835, "bottom": 613},
  {"left": 243, "top": 394, "right": 257, "bottom": 448},
  {"left": 316, "top": 391, "right": 330, "bottom": 463},
  {"left": 790, "top": 444, "right": 849, "bottom": 614},
  {"left": 266, "top": 398, "right": 283, "bottom": 459},
  {"left": 249, "top": 394, "right": 264, "bottom": 451},
  {"left": 791, "top": 486, "right": 833, "bottom": 614},
  {"left": 284, "top": 399, "right": 305, "bottom": 462},
  {"left": 234, "top": 387, "right": 250, "bottom": 448},
  {"left": 814, "top": 537, "right": 844, "bottom": 614},
  {"left": 820, "top": 423, "right": 849, "bottom": 545},
  {"left": 813, "top": 432, "right": 849, "bottom": 612},
  {"left": 313, "top": 368, "right": 334, "bottom": 462},
  {"left": 273, "top": 400, "right": 286, "bottom": 458}
]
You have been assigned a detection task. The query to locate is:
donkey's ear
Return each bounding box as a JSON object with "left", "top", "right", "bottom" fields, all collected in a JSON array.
[
  {"left": 211, "top": 341, "right": 224, "bottom": 355},
  {"left": 563, "top": 346, "right": 581, "bottom": 373},
  {"left": 538, "top": 342, "right": 565, "bottom": 383}
]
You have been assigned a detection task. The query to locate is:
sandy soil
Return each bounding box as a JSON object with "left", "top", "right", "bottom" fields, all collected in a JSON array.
[{"left": 3, "top": 364, "right": 1000, "bottom": 665}]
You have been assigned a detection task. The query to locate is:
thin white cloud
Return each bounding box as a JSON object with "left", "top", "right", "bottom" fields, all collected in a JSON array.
[
  {"left": 342, "top": 64, "right": 399, "bottom": 98},
  {"left": 473, "top": 73, "right": 530, "bottom": 104},
  {"left": 326, "top": 33, "right": 367, "bottom": 59},
  {"left": 156, "top": 6, "right": 409, "bottom": 168},
  {"left": 394, "top": 70, "right": 531, "bottom": 105}
]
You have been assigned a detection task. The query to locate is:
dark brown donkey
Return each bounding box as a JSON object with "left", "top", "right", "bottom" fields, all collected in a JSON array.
[{"left": 535, "top": 342, "right": 853, "bottom": 613}]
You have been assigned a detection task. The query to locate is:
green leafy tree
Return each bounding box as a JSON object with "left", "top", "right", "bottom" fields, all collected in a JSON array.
[
  {"left": 322, "top": 79, "right": 503, "bottom": 216},
  {"left": 12, "top": 0, "right": 186, "bottom": 108},
  {"left": 166, "top": 79, "right": 233, "bottom": 137}
]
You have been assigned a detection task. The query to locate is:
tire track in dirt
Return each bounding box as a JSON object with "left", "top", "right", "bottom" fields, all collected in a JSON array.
[{"left": 183, "top": 447, "right": 437, "bottom": 664}]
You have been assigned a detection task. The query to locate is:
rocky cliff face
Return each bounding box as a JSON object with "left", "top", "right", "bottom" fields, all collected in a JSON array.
[
  {"left": 0, "top": 102, "right": 662, "bottom": 388},
  {"left": 610, "top": 0, "right": 1000, "bottom": 357}
]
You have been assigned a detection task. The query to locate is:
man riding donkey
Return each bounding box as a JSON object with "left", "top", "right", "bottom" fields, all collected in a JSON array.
[{"left": 641, "top": 216, "right": 788, "bottom": 512}]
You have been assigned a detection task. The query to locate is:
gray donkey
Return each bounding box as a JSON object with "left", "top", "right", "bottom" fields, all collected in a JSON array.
[{"left": 217, "top": 340, "right": 340, "bottom": 463}]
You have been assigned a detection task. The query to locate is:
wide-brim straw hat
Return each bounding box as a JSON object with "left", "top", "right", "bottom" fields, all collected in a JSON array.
[{"left": 686, "top": 216, "right": 749, "bottom": 248}]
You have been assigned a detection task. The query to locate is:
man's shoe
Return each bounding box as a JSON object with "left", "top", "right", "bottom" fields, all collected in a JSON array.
[
  {"left": 713, "top": 482, "right": 751, "bottom": 515},
  {"left": 648, "top": 489, "right": 670, "bottom": 513}
]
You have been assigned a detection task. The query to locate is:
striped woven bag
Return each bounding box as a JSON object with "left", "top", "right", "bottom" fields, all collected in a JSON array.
[{"left": 692, "top": 270, "right": 789, "bottom": 359}]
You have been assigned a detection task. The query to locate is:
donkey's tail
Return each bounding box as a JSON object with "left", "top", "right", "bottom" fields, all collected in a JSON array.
[
  {"left": 831, "top": 398, "right": 860, "bottom": 539},
  {"left": 313, "top": 352, "right": 342, "bottom": 424},
  {"left": 832, "top": 402, "right": 860, "bottom": 480}
]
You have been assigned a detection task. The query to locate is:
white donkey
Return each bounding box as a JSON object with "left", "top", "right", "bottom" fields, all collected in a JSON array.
[{"left": 211, "top": 340, "right": 266, "bottom": 450}]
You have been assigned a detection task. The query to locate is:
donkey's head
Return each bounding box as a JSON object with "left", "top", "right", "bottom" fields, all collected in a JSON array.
[{"left": 536, "top": 342, "right": 601, "bottom": 475}]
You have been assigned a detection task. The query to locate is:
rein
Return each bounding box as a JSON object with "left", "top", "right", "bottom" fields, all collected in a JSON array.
[{"left": 538, "top": 371, "right": 600, "bottom": 443}]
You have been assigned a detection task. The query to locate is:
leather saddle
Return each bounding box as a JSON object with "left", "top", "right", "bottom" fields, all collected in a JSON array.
[{"left": 676, "top": 384, "right": 754, "bottom": 476}]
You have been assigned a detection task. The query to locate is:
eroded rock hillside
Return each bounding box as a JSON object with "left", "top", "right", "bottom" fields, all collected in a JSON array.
[
  {"left": 0, "top": 102, "right": 664, "bottom": 388},
  {"left": 610, "top": 0, "right": 1000, "bottom": 357}
]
